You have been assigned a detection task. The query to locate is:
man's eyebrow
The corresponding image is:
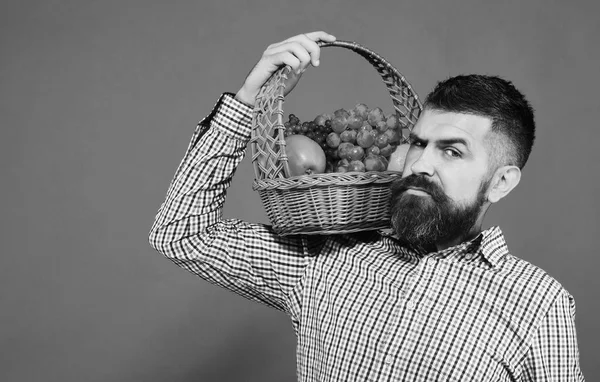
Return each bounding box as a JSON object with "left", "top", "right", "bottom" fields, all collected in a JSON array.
[
  {"left": 408, "top": 132, "right": 425, "bottom": 142},
  {"left": 436, "top": 138, "right": 470, "bottom": 148},
  {"left": 408, "top": 133, "right": 472, "bottom": 150}
]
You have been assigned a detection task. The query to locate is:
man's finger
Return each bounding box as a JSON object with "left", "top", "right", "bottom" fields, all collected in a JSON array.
[
  {"left": 303, "top": 31, "right": 336, "bottom": 43},
  {"left": 267, "top": 42, "right": 312, "bottom": 73},
  {"left": 271, "top": 31, "right": 336, "bottom": 66}
]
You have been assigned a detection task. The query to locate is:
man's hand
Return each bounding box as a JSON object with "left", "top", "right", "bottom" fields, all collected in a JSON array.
[{"left": 235, "top": 31, "right": 336, "bottom": 107}]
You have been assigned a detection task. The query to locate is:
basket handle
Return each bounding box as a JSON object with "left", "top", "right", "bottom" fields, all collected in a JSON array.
[{"left": 250, "top": 40, "right": 423, "bottom": 181}]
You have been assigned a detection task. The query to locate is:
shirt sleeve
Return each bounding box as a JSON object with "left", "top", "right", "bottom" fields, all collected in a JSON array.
[
  {"left": 519, "top": 291, "right": 585, "bottom": 381},
  {"left": 148, "top": 93, "right": 322, "bottom": 313}
]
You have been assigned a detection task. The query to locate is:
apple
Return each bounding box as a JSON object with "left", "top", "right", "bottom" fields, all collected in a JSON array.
[
  {"left": 285, "top": 135, "right": 327, "bottom": 176},
  {"left": 387, "top": 143, "right": 410, "bottom": 172}
]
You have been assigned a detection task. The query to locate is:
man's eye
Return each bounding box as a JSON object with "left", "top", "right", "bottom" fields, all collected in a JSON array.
[
  {"left": 411, "top": 140, "right": 423, "bottom": 147},
  {"left": 445, "top": 148, "right": 462, "bottom": 158}
]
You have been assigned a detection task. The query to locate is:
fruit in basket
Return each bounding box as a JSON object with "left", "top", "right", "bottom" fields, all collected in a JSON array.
[
  {"left": 347, "top": 160, "right": 366, "bottom": 172},
  {"left": 367, "top": 107, "right": 385, "bottom": 127},
  {"left": 331, "top": 115, "right": 348, "bottom": 134},
  {"left": 337, "top": 142, "right": 354, "bottom": 160},
  {"left": 348, "top": 146, "right": 365, "bottom": 161},
  {"left": 386, "top": 114, "right": 399, "bottom": 130},
  {"left": 352, "top": 103, "right": 369, "bottom": 120},
  {"left": 285, "top": 104, "right": 407, "bottom": 174},
  {"left": 387, "top": 143, "right": 410, "bottom": 172},
  {"left": 356, "top": 129, "right": 375, "bottom": 148},
  {"left": 285, "top": 135, "right": 327, "bottom": 176},
  {"left": 313, "top": 114, "right": 329, "bottom": 126},
  {"left": 334, "top": 108, "right": 350, "bottom": 119},
  {"left": 340, "top": 129, "right": 357, "bottom": 143},
  {"left": 326, "top": 132, "right": 341, "bottom": 148},
  {"left": 379, "top": 143, "right": 395, "bottom": 157},
  {"left": 364, "top": 154, "right": 387, "bottom": 172},
  {"left": 383, "top": 128, "right": 400, "bottom": 144},
  {"left": 347, "top": 115, "right": 364, "bottom": 130}
]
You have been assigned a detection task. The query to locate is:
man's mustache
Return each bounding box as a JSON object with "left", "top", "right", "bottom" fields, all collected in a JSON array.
[{"left": 390, "top": 175, "right": 446, "bottom": 203}]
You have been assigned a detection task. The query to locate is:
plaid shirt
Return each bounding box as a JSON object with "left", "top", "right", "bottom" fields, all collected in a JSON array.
[{"left": 149, "top": 93, "right": 584, "bottom": 382}]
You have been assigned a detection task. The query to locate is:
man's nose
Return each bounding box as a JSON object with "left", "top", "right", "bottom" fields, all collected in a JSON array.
[{"left": 409, "top": 151, "right": 435, "bottom": 177}]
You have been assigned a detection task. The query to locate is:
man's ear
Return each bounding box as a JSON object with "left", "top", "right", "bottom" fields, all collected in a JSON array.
[{"left": 487, "top": 166, "right": 521, "bottom": 204}]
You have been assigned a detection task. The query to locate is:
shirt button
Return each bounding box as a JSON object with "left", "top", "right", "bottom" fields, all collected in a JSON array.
[{"left": 407, "top": 300, "right": 415, "bottom": 309}]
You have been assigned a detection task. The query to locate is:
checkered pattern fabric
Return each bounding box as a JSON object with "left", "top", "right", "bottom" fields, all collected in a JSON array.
[{"left": 149, "top": 93, "right": 584, "bottom": 381}]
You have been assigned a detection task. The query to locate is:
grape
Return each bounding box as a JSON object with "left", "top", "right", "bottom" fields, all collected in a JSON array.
[
  {"left": 340, "top": 129, "right": 357, "bottom": 143},
  {"left": 347, "top": 115, "right": 363, "bottom": 130},
  {"left": 359, "top": 122, "right": 373, "bottom": 132},
  {"left": 348, "top": 160, "right": 366, "bottom": 172},
  {"left": 352, "top": 103, "right": 369, "bottom": 120},
  {"left": 331, "top": 116, "right": 348, "bottom": 134},
  {"left": 337, "top": 158, "right": 350, "bottom": 167},
  {"left": 367, "top": 107, "right": 385, "bottom": 127},
  {"left": 301, "top": 122, "right": 310, "bottom": 134},
  {"left": 348, "top": 146, "right": 365, "bottom": 161},
  {"left": 366, "top": 146, "right": 380, "bottom": 156},
  {"left": 383, "top": 128, "right": 400, "bottom": 144},
  {"left": 379, "top": 144, "right": 394, "bottom": 157},
  {"left": 356, "top": 130, "right": 375, "bottom": 148},
  {"left": 337, "top": 142, "right": 354, "bottom": 160},
  {"left": 334, "top": 108, "right": 350, "bottom": 119},
  {"left": 364, "top": 155, "right": 386, "bottom": 172},
  {"left": 326, "top": 132, "right": 341, "bottom": 148},
  {"left": 314, "top": 114, "right": 328, "bottom": 126},
  {"left": 386, "top": 114, "right": 399, "bottom": 130},
  {"left": 376, "top": 120, "right": 388, "bottom": 133},
  {"left": 375, "top": 133, "right": 390, "bottom": 148}
]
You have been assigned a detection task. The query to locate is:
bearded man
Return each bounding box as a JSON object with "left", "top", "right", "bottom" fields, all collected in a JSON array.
[{"left": 149, "top": 31, "right": 584, "bottom": 381}]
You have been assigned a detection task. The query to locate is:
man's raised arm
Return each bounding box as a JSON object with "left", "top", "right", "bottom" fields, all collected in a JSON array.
[{"left": 148, "top": 32, "right": 336, "bottom": 313}]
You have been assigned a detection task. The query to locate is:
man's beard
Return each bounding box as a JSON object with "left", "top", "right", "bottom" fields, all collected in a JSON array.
[{"left": 389, "top": 174, "right": 489, "bottom": 253}]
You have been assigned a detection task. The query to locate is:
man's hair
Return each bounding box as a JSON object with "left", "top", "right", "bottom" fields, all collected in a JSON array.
[{"left": 423, "top": 74, "right": 536, "bottom": 169}]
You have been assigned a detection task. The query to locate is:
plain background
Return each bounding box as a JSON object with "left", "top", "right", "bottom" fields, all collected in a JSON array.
[{"left": 1, "top": 0, "right": 598, "bottom": 381}]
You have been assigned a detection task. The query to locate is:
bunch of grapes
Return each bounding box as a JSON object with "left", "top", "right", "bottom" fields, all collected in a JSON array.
[{"left": 283, "top": 103, "right": 405, "bottom": 173}]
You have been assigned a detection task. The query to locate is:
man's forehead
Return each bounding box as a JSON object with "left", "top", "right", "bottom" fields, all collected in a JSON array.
[{"left": 413, "top": 110, "right": 493, "bottom": 142}]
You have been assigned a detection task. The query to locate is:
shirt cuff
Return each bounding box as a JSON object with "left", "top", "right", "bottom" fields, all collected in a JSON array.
[{"left": 210, "top": 93, "right": 254, "bottom": 141}]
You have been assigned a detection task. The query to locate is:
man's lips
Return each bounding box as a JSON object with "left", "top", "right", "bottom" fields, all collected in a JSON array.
[{"left": 405, "top": 187, "right": 431, "bottom": 196}]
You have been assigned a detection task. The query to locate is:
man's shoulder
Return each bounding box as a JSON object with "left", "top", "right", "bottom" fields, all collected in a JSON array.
[{"left": 498, "top": 252, "right": 571, "bottom": 303}]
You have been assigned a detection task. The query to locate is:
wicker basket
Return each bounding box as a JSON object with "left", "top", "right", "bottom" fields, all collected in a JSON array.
[{"left": 250, "top": 40, "right": 422, "bottom": 236}]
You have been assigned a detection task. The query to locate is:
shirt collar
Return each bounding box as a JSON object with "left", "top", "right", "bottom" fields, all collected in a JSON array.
[
  {"left": 391, "top": 226, "right": 509, "bottom": 268},
  {"left": 469, "top": 226, "right": 509, "bottom": 268}
]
